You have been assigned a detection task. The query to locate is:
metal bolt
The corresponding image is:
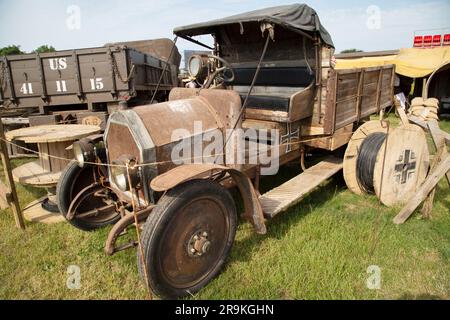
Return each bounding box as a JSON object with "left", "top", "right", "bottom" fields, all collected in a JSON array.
[
  {"left": 194, "top": 235, "right": 199, "bottom": 240},
  {"left": 201, "top": 241, "right": 211, "bottom": 253},
  {"left": 190, "top": 248, "right": 196, "bottom": 253},
  {"left": 202, "top": 232, "right": 208, "bottom": 237}
]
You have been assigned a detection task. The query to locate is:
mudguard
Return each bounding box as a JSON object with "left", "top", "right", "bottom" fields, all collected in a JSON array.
[{"left": 150, "top": 164, "right": 267, "bottom": 234}]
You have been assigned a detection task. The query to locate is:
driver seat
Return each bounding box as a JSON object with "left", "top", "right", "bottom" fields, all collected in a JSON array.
[{"left": 226, "top": 66, "right": 315, "bottom": 113}]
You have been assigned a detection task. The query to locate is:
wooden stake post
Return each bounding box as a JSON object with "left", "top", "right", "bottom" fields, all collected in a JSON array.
[{"left": 0, "top": 118, "right": 25, "bottom": 229}]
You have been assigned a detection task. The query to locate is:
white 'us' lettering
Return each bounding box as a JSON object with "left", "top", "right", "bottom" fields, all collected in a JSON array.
[{"left": 49, "top": 58, "right": 67, "bottom": 70}]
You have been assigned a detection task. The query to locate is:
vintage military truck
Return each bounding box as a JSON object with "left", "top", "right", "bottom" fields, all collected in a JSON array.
[
  {"left": 0, "top": 38, "right": 180, "bottom": 117},
  {"left": 64, "top": 4, "right": 395, "bottom": 298}
]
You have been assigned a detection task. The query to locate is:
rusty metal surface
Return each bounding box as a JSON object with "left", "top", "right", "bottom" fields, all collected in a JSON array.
[
  {"left": 105, "top": 89, "right": 242, "bottom": 179},
  {"left": 150, "top": 194, "right": 231, "bottom": 288},
  {"left": 66, "top": 182, "right": 119, "bottom": 223},
  {"left": 151, "top": 164, "right": 228, "bottom": 192},
  {"left": 132, "top": 98, "right": 220, "bottom": 146},
  {"left": 150, "top": 163, "right": 266, "bottom": 234},
  {"left": 105, "top": 38, "right": 181, "bottom": 69},
  {"left": 105, "top": 206, "right": 154, "bottom": 255},
  {"left": 106, "top": 122, "right": 142, "bottom": 163},
  {"left": 228, "top": 169, "right": 266, "bottom": 234},
  {"left": 169, "top": 88, "right": 242, "bottom": 130},
  {"left": 104, "top": 97, "right": 225, "bottom": 203}
]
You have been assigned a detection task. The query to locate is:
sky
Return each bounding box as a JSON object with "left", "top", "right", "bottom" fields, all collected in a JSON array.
[{"left": 0, "top": 0, "right": 449, "bottom": 62}]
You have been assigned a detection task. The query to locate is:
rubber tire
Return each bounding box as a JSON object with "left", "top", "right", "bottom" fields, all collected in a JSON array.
[
  {"left": 41, "top": 198, "right": 60, "bottom": 213},
  {"left": 56, "top": 160, "right": 120, "bottom": 231},
  {"left": 138, "top": 179, "right": 237, "bottom": 299}
]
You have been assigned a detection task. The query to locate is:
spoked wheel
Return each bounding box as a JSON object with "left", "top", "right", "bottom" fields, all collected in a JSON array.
[
  {"left": 56, "top": 160, "right": 121, "bottom": 231},
  {"left": 138, "top": 179, "right": 237, "bottom": 299}
]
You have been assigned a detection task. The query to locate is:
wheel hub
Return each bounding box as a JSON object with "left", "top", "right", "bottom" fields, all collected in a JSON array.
[{"left": 187, "top": 231, "right": 211, "bottom": 257}]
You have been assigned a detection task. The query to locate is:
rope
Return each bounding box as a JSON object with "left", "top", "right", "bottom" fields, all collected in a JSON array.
[
  {"left": 2, "top": 124, "right": 421, "bottom": 171},
  {"left": 2, "top": 124, "right": 423, "bottom": 171},
  {"left": 356, "top": 132, "right": 387, "bottom": 194},
  {"left": 126, "top": 163, "right": 152, "bottom": 300},
  {"left": 0, "top": 131, "right": 353, "bottom": 170}
]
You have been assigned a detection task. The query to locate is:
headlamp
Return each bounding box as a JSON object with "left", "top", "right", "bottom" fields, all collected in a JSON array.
[
  {"left": 188, "top": 55, "right": 208, "bottom": 80},
  {"left": 72, "top": 135, "right": 106, "bottom": 168},
  {"left": 111, "top": 154, "right": 140, "bottom": 192}
]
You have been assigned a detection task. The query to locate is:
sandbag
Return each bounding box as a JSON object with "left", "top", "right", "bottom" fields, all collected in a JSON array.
[{"left": 411, "top": 97, "right": 424, "bottom": 107}]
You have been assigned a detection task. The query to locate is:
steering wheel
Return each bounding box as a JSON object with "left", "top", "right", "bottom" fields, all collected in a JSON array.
[{"left": 204, "top": 55, "right": 235, "bottom": 89}]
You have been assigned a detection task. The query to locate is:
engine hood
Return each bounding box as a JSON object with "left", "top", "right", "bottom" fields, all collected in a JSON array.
[
  {"left": 104, "top": 97, "right": 224, "bottom": 201},
  {"left": 105, "top": 98, "right": 222, "bottom": 164},
  {"left": 104, "top": 89, "right": 242, "bottom": 203}
]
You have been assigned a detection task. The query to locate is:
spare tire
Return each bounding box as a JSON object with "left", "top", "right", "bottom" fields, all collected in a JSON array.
[{"left": 56, "top": 161, "right": 120, "bottom": 231}]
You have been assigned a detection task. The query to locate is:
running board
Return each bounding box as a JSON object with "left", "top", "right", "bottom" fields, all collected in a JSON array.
[{"left": 259, "top": 156, "right": 343, "bottom": 218}]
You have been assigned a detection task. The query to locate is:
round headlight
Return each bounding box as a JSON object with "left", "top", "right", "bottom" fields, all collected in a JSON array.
[
  {"left": 188, "top": 56, "right": 201, "bottom": 77},
  {"left": 111, "top": 165, "right": 128, "bottom": 191},
  {"left": 73, "top": 137, "right": 105, "bottom": 168},
  {"left": 111, "top": 155, "right": 140, "bottom": 192},
  {"left": 188, "top": 55, "right": 207, "bottom": 79}
]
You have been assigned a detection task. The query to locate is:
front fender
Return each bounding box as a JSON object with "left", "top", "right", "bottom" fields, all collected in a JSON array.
[{"left": 150, "top": 164, "right": 266, "bottom": 235}]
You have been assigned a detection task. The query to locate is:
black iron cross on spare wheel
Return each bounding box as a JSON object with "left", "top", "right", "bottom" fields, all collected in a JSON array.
[{"left": 394, "top": 149, "right": 416, "bottom": 184}]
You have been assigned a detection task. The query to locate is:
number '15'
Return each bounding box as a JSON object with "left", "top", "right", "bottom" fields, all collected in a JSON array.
[{"left": 90, "top": 78, "right": 104, "bottom": 90}]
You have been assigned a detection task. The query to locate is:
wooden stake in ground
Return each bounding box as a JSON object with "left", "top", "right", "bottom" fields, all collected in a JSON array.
[
  {"left": 393, "top": 154, "right": 450, "bottom": 224},
  {"left": 421, "top": 120, "right": 449, "bottom": 219},
  {"left": 0, "top": 118, "right": 25, "bottom": 229},
  {"left": 395, "top": 102, "right": 410, "bottom": 126},
  {"left": 427, "top": 120, "right": 450, "bottom": 186},
  {"left": 420, "top": 146, "right": 444, "bottom": 219}
]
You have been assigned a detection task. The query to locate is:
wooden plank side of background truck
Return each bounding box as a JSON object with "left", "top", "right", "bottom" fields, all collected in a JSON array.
[{"left": 0, "top": 39, "right": 180, "bottom": 115}]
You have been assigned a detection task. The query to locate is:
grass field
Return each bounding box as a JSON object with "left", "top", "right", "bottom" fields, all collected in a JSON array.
[{"left": 0, "top": 116, "right": 449, "bottom": 300}]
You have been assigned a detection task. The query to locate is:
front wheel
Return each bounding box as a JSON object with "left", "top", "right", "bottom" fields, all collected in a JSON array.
[
  {"left": 56, "top": 160, "right": 121, "bottom": 231},
  {"left": 138, "top": 179, "right": 237, "bottom": 299}
]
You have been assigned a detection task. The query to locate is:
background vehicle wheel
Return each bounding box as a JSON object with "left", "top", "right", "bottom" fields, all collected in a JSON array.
[
  {"left": 138, "top": 179, "right": 237, "bottom": 299},
  {"left": 56, "top": 160, "right": 120, "bottom": 231}
]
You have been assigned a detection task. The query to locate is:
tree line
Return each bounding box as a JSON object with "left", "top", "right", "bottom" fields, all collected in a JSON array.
[
  {"left": 1, "top": 44, "right": 363, "bottom": 56},
  {"left": 0, "top": 45, "right": 56, "bottom": 56}
]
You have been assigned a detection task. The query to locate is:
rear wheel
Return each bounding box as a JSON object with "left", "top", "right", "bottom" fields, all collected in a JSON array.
[{"left": 138, "top": 179, "right": 237, "bottom": 299}]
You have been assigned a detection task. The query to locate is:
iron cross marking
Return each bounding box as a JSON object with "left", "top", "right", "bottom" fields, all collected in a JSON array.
[
  {"left": 281, "top": 125, "right": 300, "bottom": 153},
  {"left": 394, "top": 149, "right": 416, "bottom": 184}
]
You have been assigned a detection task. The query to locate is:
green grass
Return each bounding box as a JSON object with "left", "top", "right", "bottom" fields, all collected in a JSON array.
[{"left": 0, "top": 116, "right": 449, "bottom": 300}]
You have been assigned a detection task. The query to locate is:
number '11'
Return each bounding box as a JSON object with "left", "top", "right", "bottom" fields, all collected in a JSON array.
[{"left": 56, "top": 80, "right": 67, "bottom": 92}]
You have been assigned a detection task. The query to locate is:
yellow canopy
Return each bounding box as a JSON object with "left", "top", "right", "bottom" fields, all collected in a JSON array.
[{"left": 335, "top": 47, "right": 450, "bottom": 78}]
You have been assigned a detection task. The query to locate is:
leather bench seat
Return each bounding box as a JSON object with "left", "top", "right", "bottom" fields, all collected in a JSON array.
[
  {"left": 239, "top": 92, "right": 291, "bottom": 112},
  {"left": 228, "top": 66, "right": 314, "bottom": 112}
]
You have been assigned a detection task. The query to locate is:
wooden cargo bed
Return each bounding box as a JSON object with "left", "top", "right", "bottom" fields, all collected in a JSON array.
[{"left": 0, "top": 43, "right": 179, "bottom": 113}]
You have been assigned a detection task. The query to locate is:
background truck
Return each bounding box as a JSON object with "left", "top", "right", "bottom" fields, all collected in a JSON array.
[{"left": 0, "top": 38, "right": 181, "bottom": 116}]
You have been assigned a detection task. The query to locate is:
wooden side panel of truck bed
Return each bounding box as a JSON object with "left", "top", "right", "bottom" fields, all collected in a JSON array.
[{"left": 322, "top": 65, "right": 395, "bottom": 134}]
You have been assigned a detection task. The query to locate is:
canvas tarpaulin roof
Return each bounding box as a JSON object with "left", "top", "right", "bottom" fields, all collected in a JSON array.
[
  {"left": 336, "top": 47, "right": 450, "bottom": 78},
  {"left": 173, "top": 4, "right": 334, "bottom": 47}
]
